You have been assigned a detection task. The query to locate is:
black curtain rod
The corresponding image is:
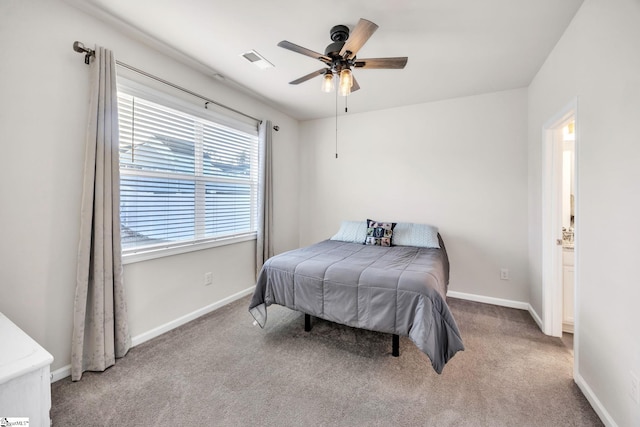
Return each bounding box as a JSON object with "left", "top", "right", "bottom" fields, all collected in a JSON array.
[{"left": 72, "top": 41, "right": 271, "bottom": 128}]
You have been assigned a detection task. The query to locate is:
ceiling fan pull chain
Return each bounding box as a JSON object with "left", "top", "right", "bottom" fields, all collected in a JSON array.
[
  {"left": 335, "top": 88, "right": 339, "bottom": 159},
  {"left": 345, "top": 96, "right": 348, "bottom": 113}
]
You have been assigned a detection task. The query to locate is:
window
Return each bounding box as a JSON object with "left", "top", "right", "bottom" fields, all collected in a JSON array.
[{"left": 117, "top": 85, "right": 259, "bottom": 258}]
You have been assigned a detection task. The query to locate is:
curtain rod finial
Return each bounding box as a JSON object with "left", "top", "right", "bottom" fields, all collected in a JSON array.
[
  {"left": 72, "top": 41, "right": 85, "bottom": 53},
  {"left": 73, "top": 41, "right": 95, "bottom": 64}
]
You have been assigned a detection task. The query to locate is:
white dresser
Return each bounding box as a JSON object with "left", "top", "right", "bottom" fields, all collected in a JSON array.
[{"left": 0, "top": 312, "right": 54, "bottom": 427}]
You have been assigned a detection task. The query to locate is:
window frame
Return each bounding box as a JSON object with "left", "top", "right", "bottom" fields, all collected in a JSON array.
[{"left": 116, "top": 78, "right": 259, "bottom": 264}]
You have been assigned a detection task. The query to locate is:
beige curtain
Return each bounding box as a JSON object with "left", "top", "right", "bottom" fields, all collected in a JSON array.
[
  {"left": 71, "top": 46, "right": 131, "bottom": 381},
  {"left": 256, "top": 120, "right": 274, "bottom": 277}
]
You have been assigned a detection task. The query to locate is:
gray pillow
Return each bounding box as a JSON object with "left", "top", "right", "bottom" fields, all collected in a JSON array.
[
  {"left": 393, "top": 222, "right": 440, "bottom": 248},
  {"left": 330, "top": 220, "right": 368, "bottom": 243}
]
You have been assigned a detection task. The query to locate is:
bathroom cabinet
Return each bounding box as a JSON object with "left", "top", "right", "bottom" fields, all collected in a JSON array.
[{"left": 562, "top": 247, "right": 575, "bottom": 333}]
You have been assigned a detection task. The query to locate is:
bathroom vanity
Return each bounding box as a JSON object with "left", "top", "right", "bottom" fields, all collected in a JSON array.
[{"left": 562, "top": 246, "right": 575, "bottom": 333}]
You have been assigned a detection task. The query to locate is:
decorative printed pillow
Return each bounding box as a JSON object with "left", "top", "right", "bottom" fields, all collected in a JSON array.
[
  {"left": 393, "top": 222, "right": 440, "bottom": 248},
  {"left": 330, "top": 220, "right": 368, "bottom": 243},
  {"left": 364, "top": 219, "right": 396, "bottom": 246}
]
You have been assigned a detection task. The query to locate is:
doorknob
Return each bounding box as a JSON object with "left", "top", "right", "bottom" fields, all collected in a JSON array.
[{"left": 556, "top": 239, "right": 563, "bottom": 246}]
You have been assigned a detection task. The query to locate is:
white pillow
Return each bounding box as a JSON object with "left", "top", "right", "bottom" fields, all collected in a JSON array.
[
  {"left": 393, "top": 222, "right": 440, "bottom": 248},
  {"left": 330, "top": 220, "right": 368, "bottom": 243}
]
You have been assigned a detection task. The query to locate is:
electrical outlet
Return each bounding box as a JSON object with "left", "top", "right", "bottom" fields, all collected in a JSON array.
[
  {"left": 204, "top": 272, "right": 213, "bottom": 286},
  {"left": 631, "top": 371, "right": 640, "bottom": 405},
  {"left": 500, "top": 268, "right": 509, "bottom": 280}
]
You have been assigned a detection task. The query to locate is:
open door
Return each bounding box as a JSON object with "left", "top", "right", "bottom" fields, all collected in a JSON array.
[{"left": 541, "top": 99, "right": 577, "bottom": 338}]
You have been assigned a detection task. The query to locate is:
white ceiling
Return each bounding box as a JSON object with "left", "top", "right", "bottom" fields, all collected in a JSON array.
[{"left": 74, "top": 0, "right": 584, "bottom": 121}]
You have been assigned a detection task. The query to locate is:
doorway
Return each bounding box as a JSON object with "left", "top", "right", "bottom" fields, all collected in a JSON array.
[{"left": 541, "top": 99, "right": 577, "bottom": 343}]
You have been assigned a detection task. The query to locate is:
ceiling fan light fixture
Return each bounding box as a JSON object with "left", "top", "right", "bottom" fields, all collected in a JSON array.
[
  {"left": 278, "top": 19, "right": 407, "bottom": 96},
  {"left": 321, "top": 70, "right": 334, "bottom": 93},
  {"left": 338, "top": 68, "right": 353, "bottom": 96}
]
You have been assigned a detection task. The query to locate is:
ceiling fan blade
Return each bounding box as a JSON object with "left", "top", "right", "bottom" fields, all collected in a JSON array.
[
  {"left": 353, "top": 57, "right": 408, "bottom": 69},
  {"left": 351, "top": 76, "right": 360, "bottom": 93},
  {"left": 289, "top": 68, "right": 327, "bottom": 85},
  {"left": 278, "top": 40, "right": 331, "bottom": 63},
  {"left": 340, "top": 18, "right": 378, "bottom": 59}
]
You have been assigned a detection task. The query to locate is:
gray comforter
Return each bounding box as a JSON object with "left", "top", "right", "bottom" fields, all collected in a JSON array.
[{"left": 249, "top": 238, "right": 464, "bottom": 373}]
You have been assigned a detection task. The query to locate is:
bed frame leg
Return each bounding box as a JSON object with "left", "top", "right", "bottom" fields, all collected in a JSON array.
[
  {"left": 304, "top": 313, "right": 311, "bottom": 332},
  {"left": 392, "top": 334, "right": 400, "bottom": 357}
]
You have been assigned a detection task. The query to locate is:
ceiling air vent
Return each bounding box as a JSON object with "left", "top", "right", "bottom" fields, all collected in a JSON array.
[{"left": 241, "top": 50, "right": 274, "bottom": 69}]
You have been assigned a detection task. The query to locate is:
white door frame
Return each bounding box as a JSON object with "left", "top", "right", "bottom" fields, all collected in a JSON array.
[{"left": 541, "top": 98, "right": 578, "bottom": 338}]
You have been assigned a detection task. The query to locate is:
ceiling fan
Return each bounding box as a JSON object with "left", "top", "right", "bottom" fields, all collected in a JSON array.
[{"left": 278, "top": 18, "right": 408, "bottom": 96}]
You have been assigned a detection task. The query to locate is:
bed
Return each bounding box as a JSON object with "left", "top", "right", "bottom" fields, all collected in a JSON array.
[{"left": 249, "top": 220, "right": 464, "bottom": 374}]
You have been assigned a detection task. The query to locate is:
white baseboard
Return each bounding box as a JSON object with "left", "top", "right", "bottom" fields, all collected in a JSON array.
[
  {"left": 51, "top": 285, "right": 255, "bottom": 383},
  {"left": 51, "top": 366, "right": 72, "bottom": 383},
  {"left": 447, "top": 290, "right": 546, "bottom": 332},
  {"left": 575, "top": 372, "right": 618, "bottom": 427},
  {"left": 447, "top": 290, "right": 529, "bottom": 310},
  {"left": 528, "top": 304, "right": 544, "bottom": 331},
  {"left": 448, "top": 291, "right": 612, "bottom": 426},
  {"left": 130, "top": 285, "right": 255, "bottom": 347}
]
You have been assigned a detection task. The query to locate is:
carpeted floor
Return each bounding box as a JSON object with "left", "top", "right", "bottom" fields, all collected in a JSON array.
[{"left": 51, "top": 296, "right": 602, "bottom": 426}]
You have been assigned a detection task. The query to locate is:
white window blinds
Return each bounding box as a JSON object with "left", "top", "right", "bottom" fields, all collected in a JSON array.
[{"left": 117, "top": 91, "right": 259, "bottom": 254}]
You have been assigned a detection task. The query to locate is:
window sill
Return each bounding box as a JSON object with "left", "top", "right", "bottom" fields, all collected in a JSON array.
[{"left": 122, "top": 233, "right": 256, "bottom": 265}]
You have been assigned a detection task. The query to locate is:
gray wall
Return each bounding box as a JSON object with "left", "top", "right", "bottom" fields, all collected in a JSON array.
[
  {"left": 527, "top": 0, "right": 640, "bottom": 424},
  {"left": 2, "top": 1, "right": 637, "bottom": 424},
  {"left": 299, "top": 88, "right": 530, "bottom": 303},
  {"left": 0, "top": 0, "right": 300, "bottom": 372}
]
